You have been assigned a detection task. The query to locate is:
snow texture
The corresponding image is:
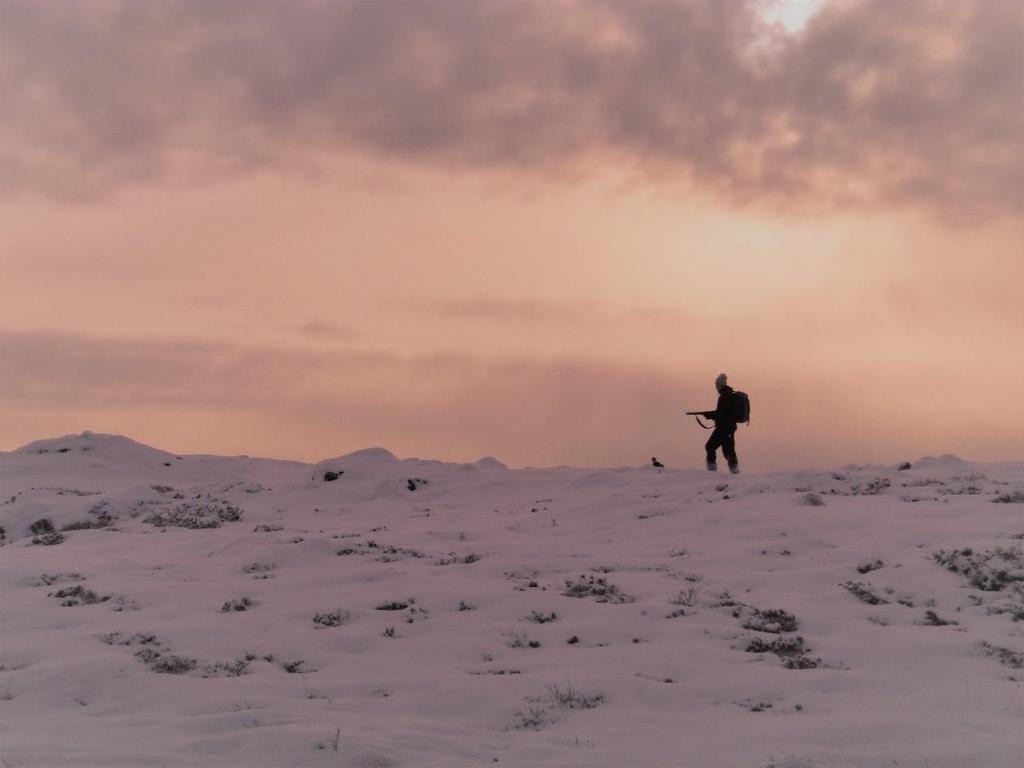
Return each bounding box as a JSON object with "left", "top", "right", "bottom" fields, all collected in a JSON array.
[{"left": 1, "top": 432, "right": 1023, "bottom": 767}]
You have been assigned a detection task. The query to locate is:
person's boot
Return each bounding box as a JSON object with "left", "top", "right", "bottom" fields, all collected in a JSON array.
[
  {"left": 706, "top": 461, "right": 718, "bottom": 472},
  {"left": 728, "top": 463, "right": 740, "bottom": 475}
]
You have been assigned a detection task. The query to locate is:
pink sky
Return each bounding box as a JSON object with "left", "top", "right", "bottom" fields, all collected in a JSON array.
[{"left": 2, "top": 0, "right": 1022, "bottom": 470}]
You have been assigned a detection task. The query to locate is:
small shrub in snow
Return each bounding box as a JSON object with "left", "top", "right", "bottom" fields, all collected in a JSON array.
[
  {"left": 376, "top": 600, "right": 410, "bottom": 611},
  {"left": 563, "top": 575, "right": 635, "bottom": 603},
  {"left": 222, "top": 597, "right": 255, "bottom": 612},
  {"left": 670, "top": 587, "right": 701, "bottom": 607},
  {"left": 102, "top": 632, "right": 162, "bottom": 650},
  {"left": 457, "top": 600, "right": 476, "bottom": 611},
  {"left": 281, "top": 659, "right": 307, "bottom": 673},
  {"left": 857, "top": 559, "right": 884, "bottom": 574},
  {"left": 29, "top": 519, "right": 54, "bottom": 535},
  {"left": 436, "top": 552, "right": 482, "bottom": 565},
  {"left": 980, "top": 641, "right": 1023, "bottom": 669},
  {"left": 710, "top": 590, "right": 739, "bottom": 608},
  {"left": 405, "top": 606, "right": 429, "bottom": 624},
  {"left": 202, "top": 659, "right": 251, "bottom": 677},
  {"left": 850, "top": 478, "right": 890, "bottom": 496},
  {"left": 135, "top": 649, "right": 196, "bottom": 674},
  {"left": 363, "top": 541, "right": 424, "bottom": 562},
  {"left": 406, "top": 477, "right": 428, "bottom": 491},
  {"left": 143, "top": 497, "right": 241, "bottom": 529},
  {"left": 382, "top": 625, "right": 397, "bottom": 638},
  {"left": 799, "top": 493, "right": 825, "bottom": 507},
  {"left": 545, "top": 683, "right": 604, "bottom": 710},
  {"left": 513, "top": 704, "right": 550, "bottom": 730},
  {"left": 922, "top": 610, "right": 958, "bottom": 626},
  {"left": 734, "top": 606, "right": 799, "bottom": 633},
  {"left": 253, "top": 524, "right": 283, "bottom": 532},
  {"left": 840, "top": 581, "right": 888, "bottom": 605},
  {"left": 525, "top": 610, "right": 557, "bottom": 624},
  {"left": 780, "top": 655, "right": 821, "bottom": 670},
  {"left": 61, "top": 518, "right": 107, "bottom": 531},
  {"left": 512, "top": 683, "right": 605, "bottom": 730},
  {"left": 242, "top": 562, "right": 275, "bottom": 574},
  {"left": 30, "top": 532, "right": 65, "bottom": 546},
  {"left": 32, "top": 572, "right": 84, "bottom": 587},
  {"left": 745, "top": 635, "right": 809, "bottom": 658},
  {"left": 504, "top": 629, "right": 540, "bottom": 649},
  {"left": 993, "top": 491, "right": 1024, "bottom": 504},
  {"left": 933, "top": 547, "right": 1024, "bottom": 591},
  {"left": 49, "top": 585, "right": 110, "bottom": 606},
  {"left": 312, "top": 609, "right": 350, "bottom": 628}
]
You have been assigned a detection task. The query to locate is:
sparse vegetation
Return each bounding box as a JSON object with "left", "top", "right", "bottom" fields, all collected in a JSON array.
[
  {"left": 525, "top": 610, "right": 558, "bottom": 624},
  {"left": 734, "top": 606, "right": 799, "bottom": 633},
  {"left": 857, "top": 559, "right": 884, "bottom": 574},
  {"left": 922, "top": 610, "right": 957, "bottom": 626},
  {"left": 841, "top": 581, "right": 888, "bottom": 605},
  {"left": 30, "top": 532, "right": 65, "bottom": 546},
  {"left": 61, "top": 518, "right": 108, "bottom": 531},
  {"left": 29, "top": 519, "right": 55, "bottom": 535},
  {"left": 980, "top": 641, "right": 1024, "bottom": 669},
  {"left": 312, "top": 609, "right": 350, "bottom": 628},
  {"left": 934, "top": 546, "right": 1024, "bottom": 591},
  {"left": 850, "top": 478, "right": 891, "bottom": 495},
  {"left": 563, "top": 575, "right": 635, "bottom": 603},
  {"left": 242, "top": 561, "right": 275, "bottom": 574},
  {"left": 992, "top": 491, "right": 1024, "bottom": 504},
  {"left": 512, "top": 683, "right": 605, "bottom": 730},
  {"left": 141, "top": 652, "right": 197, "bottom": 675},
  {"left": 436, "top": 552, "right": 482, "bottom": 565},
  {"left": 49, "top": 585, "right": 110, "bottom": 606},
  {"left": 143, "top": 496, "right": 242, "bottom": 528},
  {"left": 222, "top": 597, "right": 255, "bottom": 612},
  {"left": 670, "top": 587, "right": 700, "bottom": 607}
]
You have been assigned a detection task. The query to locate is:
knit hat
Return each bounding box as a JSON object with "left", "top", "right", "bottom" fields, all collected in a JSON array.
[{"left": 715, "top": 373, "right": 728, "bottom": 389}]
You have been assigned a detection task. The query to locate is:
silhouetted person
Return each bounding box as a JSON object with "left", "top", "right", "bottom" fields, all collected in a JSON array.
[
  {"left": 651, "top": 457, "right": 664, "bottom": 468},
  {"left": 704, "top": 373, "right": 740, "bottom": 474}
]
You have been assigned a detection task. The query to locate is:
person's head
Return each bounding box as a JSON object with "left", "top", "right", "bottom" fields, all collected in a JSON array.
[{"left": 715, "top": 373, "right": 728, "bottom": 393}]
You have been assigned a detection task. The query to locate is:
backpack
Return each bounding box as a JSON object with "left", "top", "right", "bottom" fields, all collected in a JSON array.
[{"left": 732, "top": 390, "right": 750, "bottom": 424}]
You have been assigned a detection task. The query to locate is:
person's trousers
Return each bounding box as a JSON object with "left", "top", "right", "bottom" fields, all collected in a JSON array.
[{"left": 705, "top": 426, "right": 738, "bottom": 467}]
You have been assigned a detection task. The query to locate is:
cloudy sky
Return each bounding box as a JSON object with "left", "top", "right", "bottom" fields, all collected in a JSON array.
[{"left": 2, "top": 0, "right": 1022, "bottom": 470}]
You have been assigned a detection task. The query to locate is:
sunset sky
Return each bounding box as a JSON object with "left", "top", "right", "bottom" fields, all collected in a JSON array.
[{"left": 2, "top": 0, "right": 1022, "bottom": 470}]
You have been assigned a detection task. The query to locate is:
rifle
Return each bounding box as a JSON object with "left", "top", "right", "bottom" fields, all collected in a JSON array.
[{"left": 685, "top": 411, "right": 715, "bottom": 429}]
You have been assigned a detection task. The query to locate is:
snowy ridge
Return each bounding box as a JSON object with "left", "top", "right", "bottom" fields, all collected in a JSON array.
[{"left": 1, "top": 435, "right": 1022, "bottom": 767}]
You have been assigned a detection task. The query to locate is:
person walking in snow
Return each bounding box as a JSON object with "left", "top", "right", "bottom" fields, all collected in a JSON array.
[{"left": 701, "top": 373, "right": 741, "bottom": 474}]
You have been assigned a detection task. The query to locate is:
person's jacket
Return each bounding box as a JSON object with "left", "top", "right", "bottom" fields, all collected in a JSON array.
[{"left": 710, "top": 385, "right": 739, "bottom": 430}]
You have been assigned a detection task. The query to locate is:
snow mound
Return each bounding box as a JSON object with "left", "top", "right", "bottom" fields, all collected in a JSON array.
[
  {"left": 467, "top": 456, "right": 507, "bottom": 471},
  {"left": 12, "top": 431, "right": 176, "bottom": 465},
  {"left": 913, "top": 453, "right": 967, "bottom": 468}
]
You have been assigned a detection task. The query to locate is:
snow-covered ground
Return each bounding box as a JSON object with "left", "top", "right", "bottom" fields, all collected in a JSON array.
[{"left": 1, "top": 432, "right": 1022, "bottom": 768}]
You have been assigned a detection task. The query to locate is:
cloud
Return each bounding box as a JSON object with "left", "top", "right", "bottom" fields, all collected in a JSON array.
[{"left": 1, "top": 0, "right": 1020, "bottom": 214}]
